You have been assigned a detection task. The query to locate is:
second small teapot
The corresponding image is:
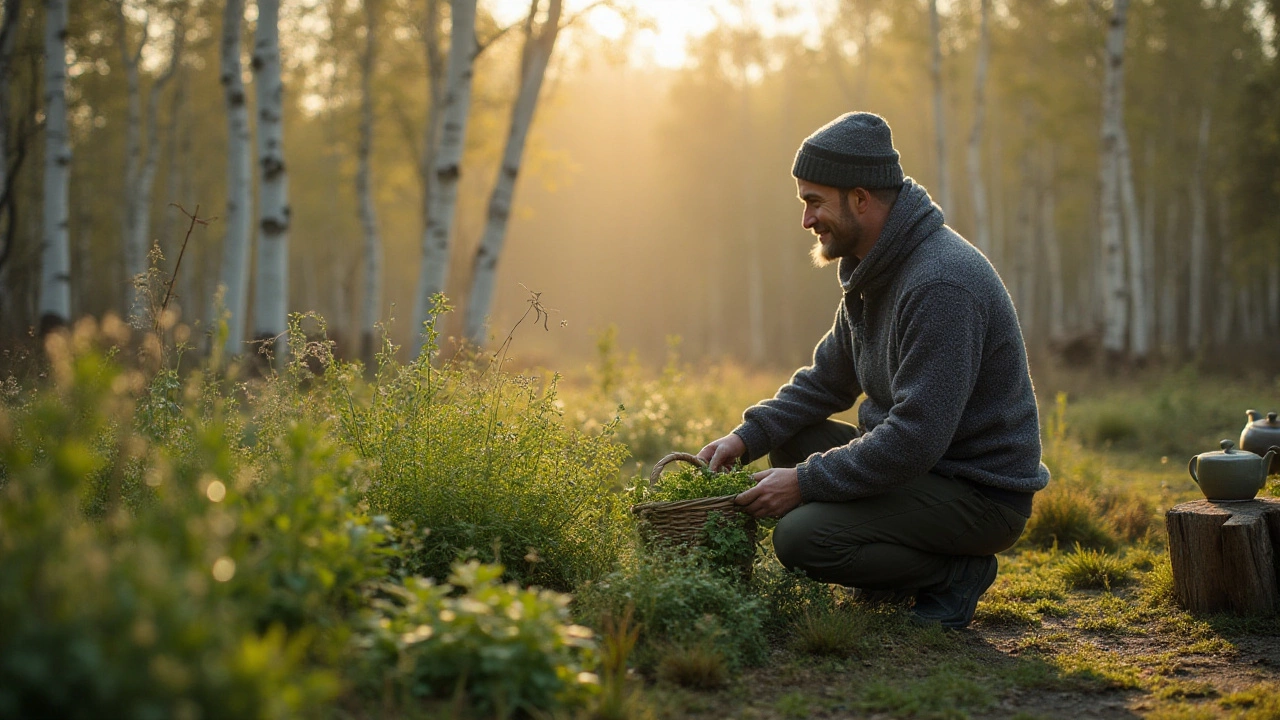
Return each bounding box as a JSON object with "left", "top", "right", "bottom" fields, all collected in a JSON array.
[
  {"left": 1241, "top": 410, "right": 1280, "bottom": 475},
  {"left": 1188, "top": 440, "right": 1280, "bottom": 502}
]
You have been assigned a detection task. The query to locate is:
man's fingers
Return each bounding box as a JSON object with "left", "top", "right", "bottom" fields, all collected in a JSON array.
[{"left": 734, "top": 483, "right": 761, "bottom": 506}]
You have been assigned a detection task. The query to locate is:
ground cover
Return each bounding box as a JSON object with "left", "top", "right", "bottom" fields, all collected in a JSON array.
[{"left": 3, "top": 305, "right": 1280, "bottom": 718}]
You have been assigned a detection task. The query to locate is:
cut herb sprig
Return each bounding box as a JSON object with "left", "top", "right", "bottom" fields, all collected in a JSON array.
[{"left": 632, "top": 464, "right": 756, "bottom": 504}]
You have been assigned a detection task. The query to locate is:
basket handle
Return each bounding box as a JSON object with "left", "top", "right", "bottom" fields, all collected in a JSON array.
[{"left": 648, "top": 452, "right": 708, "bottom": 488}]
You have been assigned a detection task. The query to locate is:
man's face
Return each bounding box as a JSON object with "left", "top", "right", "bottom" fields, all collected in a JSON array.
[{"left": 797, "top": 179, "right": 864, "bottom": 267}]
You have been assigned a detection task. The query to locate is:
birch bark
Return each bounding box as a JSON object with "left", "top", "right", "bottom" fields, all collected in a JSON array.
[
  {"left": 966, "top": 0, "right": 990, "bottom": 256},
  {"left": 217, "top": 0, "right": 253, "bottom": 354},
  {"left": 463, "top": 0, "right": 563, "bottom": 344},
  {"left": 38, "top": 0, "right": 71, "bottom": 332},
  {"left": 928, "top": 0, "right": 950, "bottom": 212},
  {"left": 1187, "top": 107, "right": 1210, "bottom": 353},
  {"left": 412, "top": 0, "right": 476, "bottom": 355},
  {"left": 1119, "top": 132, "right": 1148, "bottom": 360},
  {"left": 357, "top": 0, "right": 383, "bottom": 364},
  {"left": 251, "top": 0, "right": 291, "bottom": 350},
  {"left": 1098, "top": 0, "right": 1130, "bottom": 359}
]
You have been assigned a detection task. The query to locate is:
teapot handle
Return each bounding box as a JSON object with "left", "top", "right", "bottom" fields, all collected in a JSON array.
[{"left": 1188, "top": 456, "right": 1200, "bottom": 486}]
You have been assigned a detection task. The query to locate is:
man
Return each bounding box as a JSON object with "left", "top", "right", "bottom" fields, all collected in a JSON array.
[{"left": 696, "top": 112, "right": 1050, "bottom": 629}]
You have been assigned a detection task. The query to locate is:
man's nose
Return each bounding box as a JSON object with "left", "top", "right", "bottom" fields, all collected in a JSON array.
[{"left": 802, "top": 211, "right": 816, "bottom": 229}]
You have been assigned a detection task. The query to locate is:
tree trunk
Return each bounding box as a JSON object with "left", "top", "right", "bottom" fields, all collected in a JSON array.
[
  {"left": 1159, "top": 202, "right": 1180, "bottom": 353},
  {"left": 0, "top": 0, "right": 19, "bottom": 322},
  {"left": 1141, "top": 137, "right": 1156, "bottom": 357},
  {"left": 251, "top": 0, "right": 291, "bottom": 354},
  {"left": 1187, "top": 107, "right": 1210, "bottom": 354},
  {"left": 1041, "top": 147, "right": 1065, "bottom": 342},
  {"left": 463, "top": 0, "right": 562, "bottom": 344},
  {"left": 1215, "top": 190, "right": 1233, "bottom": 348},
  {"left": 412, "top": 0, "right": 476, "bottom": 355},
  {"left": 1268, "top": 259, "right": 1279, "bottom": 334},
  {"left": 928, "top": 0, "right": 950, "bottom": 212},
  {"left": 1098, "top": 0, "right": 1130, "bottom": 361},
  {"left": 116, "top": 4, "right": 146, "bottom": 318},
  {"left": 1119, "top": 132, "right": 1147, "bottom": 361},
  {"left": 966, "top": 0, "right": 990, "bottom": 257},
  {"left": 217, "top": 0, "right": 253, "bottom": 355},
  {"left": 358, "top": 0, "right": 383, "bottom": 365},
  {"left": 1166, "top": 499, "right": 1280, "bottom": 616},
  {"left": 38, "top": 0, "right": 71, "bottom": 333}
]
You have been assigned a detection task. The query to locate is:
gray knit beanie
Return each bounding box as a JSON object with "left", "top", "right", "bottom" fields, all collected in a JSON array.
[{"left": 792, "top": 112, "right": 904, "bottom": 189}]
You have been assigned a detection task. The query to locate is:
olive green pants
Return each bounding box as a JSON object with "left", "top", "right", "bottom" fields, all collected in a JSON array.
[{"left": 769, "top": 420, "right": 1028, "bottom": 592}]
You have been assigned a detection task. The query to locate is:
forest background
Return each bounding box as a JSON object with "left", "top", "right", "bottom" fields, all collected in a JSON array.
[{"left": 0, "top": 0, "right": 1277, "bottom": 373}]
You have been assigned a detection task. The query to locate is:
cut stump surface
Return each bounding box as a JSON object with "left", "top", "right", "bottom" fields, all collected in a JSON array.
[{"left": 1166, "top": 498, "right": 1280, "bottom": 616}]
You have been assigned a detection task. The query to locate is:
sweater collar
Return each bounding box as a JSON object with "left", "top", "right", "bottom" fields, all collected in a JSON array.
[{"left": 838, "top": 177, "right": 945, "bottom": 296}]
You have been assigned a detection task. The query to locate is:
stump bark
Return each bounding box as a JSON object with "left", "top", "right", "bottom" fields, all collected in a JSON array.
[{"left": 1165, "top": 498, "right": 1280, "bottom": 615}]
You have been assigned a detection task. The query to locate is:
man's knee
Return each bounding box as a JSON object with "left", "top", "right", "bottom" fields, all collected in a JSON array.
[{"left": 772, "top": 510, "right": 818, "bottom": 571}]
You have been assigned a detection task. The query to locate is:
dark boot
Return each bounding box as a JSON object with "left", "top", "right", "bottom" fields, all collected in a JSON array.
[{"left": 910, "top": 555, "right": 998, "bottom": 629}]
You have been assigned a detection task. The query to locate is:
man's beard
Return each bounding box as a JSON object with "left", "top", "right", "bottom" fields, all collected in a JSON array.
[{"left": 809, "top": 212, "right": 863, "bottom": 268}]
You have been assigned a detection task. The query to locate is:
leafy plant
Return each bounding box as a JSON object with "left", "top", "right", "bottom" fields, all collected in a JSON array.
[
  {"left": 631, "top": 464, "right": 755, "bottom": 504},
  {"left": 355, "top": 560, "right": 599, "bottom": 717}
]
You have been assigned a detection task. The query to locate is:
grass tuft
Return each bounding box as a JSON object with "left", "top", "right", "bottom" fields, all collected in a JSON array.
[
  {"left": 655, "top": 642, "right": 730, "bottom": 690},
  {"left": 790, "top": 607, "right": 870, "bottom": 657},
  {"left": 1059, "top": 544, "right": 1132, "bottom": 590},
  {"left": 1024, "top": 486, "right": 1118, "bottom": 551}
]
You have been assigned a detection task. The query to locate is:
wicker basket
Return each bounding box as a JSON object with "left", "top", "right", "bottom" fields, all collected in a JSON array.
[{"left": 630, "top": 452, "right": 758, "bottom": 571}]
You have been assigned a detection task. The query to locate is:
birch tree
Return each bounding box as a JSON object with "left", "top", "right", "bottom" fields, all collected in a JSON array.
[
  {"left": 411, "top": 0, "right": 476, "bottom": 355},
  {"left": 217, "top": 0, "right": 252, "bottom": 354},
  {"left": 1097, "top": 0, "right": 1130, "bottom": 361},
  {"left": 966, "top": 0, "right": 990, "bottom": 256},
  {"left": 463, "top": 0, "right": 563, "bottom": 344},
  {"left": 251, "top": 0, "right": 291, "bottom": 350},
  {"left": 38, "top": 0, "right": 71, "bottom": 333},
  {"left": 357, "top": 0, "right": 383, "bottom": 364},
  {"left": 1041, "top": 147, "right": 1065, "bottom": 341},
  {"left": 116, "top": 1, "right": 185, "bottom": 320},
  {"left": 1186, "top": 107, "right": 1210, "bottom": 354},
  {"left": 928, "top": 0, "right": 950, "bottom": 211},
  {"left": 0, "top": 0, "right": 20, "bottom": 319},
  {"left": 1118, "top": 131, "right": 1147, "bottom": 360}
]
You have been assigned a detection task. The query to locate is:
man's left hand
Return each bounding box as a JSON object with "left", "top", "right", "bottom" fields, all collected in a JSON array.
[{"left": 735, "top": 467, "right": 803, "bottom": 519}]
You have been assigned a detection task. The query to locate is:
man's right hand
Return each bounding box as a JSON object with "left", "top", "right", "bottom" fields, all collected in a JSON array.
[{"left": 697, "top": 433, "right": 747, "bottom": 472}]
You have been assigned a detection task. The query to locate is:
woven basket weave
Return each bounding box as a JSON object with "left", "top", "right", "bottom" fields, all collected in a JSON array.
[{"left": 631, "top": 452, "right": 758, "bottom": 559}]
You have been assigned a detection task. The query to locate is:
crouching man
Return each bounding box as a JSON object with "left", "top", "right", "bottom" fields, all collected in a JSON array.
[{"left": 697, "top": 112, "right": 1049, "bottom": 629}]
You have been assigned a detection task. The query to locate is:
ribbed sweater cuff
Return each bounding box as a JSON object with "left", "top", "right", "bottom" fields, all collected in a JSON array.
[{"left": 731, "top": 422, "right": 771, "bottom": 467}]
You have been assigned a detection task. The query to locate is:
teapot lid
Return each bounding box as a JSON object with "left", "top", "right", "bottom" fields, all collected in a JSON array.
[
  {"left": 1247, "top": 410, "right": 1279, "bottom": 427},
  {"left": 1199, "top": 440, "right": 1261, "bottom": 462}
]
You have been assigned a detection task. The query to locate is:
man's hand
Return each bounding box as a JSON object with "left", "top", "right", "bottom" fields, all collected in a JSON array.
[
  {"left": 735, "top": 467, "right": 803, "bottom": 519},
  {"left": 697, "top": 433, "right": 747, "bottom": 472}
]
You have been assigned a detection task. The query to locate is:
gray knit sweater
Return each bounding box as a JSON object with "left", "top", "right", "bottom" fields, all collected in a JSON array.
[{"left": 732, "top": 178, "right": 1051, "bottom": 502}]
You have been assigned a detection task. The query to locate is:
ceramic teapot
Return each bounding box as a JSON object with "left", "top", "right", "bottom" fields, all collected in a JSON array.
[
  {"left": 1241, "top": 410, "right": 1280, "bottom": 475},
  {"left": 1188, "top": 440, "right": 1280, "bottom": 502}
]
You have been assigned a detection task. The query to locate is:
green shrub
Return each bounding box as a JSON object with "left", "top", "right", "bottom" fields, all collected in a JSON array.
[
  {"left": 575, "top": 549, "right": 767, "bottom": 672},
  {"left": 355, "top": 560, "right": 598, "bottom": 716},
  {"left": 337, "top": 298, "right": 630, "bottom": 591},
  {"left": 749, "top": 547, "right": 838, "bottom": 633}
]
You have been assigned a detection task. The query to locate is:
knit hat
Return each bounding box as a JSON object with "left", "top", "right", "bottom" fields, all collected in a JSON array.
[{"left": 792, "top": 112, "right": 904, "bottom": 189}]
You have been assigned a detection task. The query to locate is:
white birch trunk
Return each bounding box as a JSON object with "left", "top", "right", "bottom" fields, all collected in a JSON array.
[
  {"left": 966, "top": 0, "right": 990, "bottom": 256},
  {"left": 412, "top": 0, "right": 476, "bottom": 355},
  {"left": 1159, "top": 201, "right": 1179, "bottom": 352},
  {"left": 1118, "top": 132, "right": 1147, "bottom": 360},
  {"left": 928, "top": 0, "right": 950, "bottom": 212},
  {"left": 1141, "top": 137, "right": 1156, "bottom": 356},
  {"left": 38, "top": 0, "right": 71, "bottom": 332},
  {"left": 358, "top": 0, "right": 383, "bottom": 364},
  {"left": 463, "top": 0, "right": 562, "bottom": 344},
  {"left": 1187, "top": 107, "right": 1210, "bottom": 353},
  {"left": 217, "top": 0, "right": 253, "bottom": 354},
  {"left": 1097, "top": 0, "right": 1130, "bottom": 358},
  {"left": 251, "top": 0, "right": 290, "bottom": 349}
]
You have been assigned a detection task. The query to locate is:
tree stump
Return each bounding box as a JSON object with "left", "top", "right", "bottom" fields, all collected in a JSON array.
[{"left": 1165, "top": 498, "right": 1280, "bottom": 615}]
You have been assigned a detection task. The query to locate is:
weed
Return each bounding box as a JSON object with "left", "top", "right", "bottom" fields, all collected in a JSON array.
[
  {"left": 1059, "top": 544, "right": 1131, "bottom": 590},
  {"left": 749, "top": 545, "right": 838, "bottom": 633},
  {"left": 594, "top": 606, "right": 651, "bottom": 720},
  {"left": 655, "top": 641, "right": 729, "bottom": 690},
  {"left": 790, "top": 607, "right": 870, "bottom": 657}
]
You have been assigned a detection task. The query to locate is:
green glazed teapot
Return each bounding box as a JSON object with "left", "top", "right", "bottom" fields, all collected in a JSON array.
[
  {"left": 1241, "top": 410, "right": 1280, "bottom": 475},
  {"left": 1188, "top": 440, "right": 1280, "bottom": 502}
]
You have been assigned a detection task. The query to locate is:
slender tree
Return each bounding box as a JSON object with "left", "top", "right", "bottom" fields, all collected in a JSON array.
[
  {"left": 357, "top": 0, "right": 384, "bottom": 364},
  {"left": 928, "top": 0, "right": 950, "bottom": 211},
  {"left": 217, "top": 0, "right": 253, "bottom": 354},
  {"left": 1186, "top": 107, "right": 1210, "bottom": 354},
  {"left": 1097, "top": 0, "right": 1130, "bottom": 361},
  {"left": 251, "top": 0, "right": 291, "bottom": 351},
  {"left": 38, "top": 0, "right": 71, "bottom": 333},
  {"left": 463, "top": 0, "right": 563, "bottom": 343},
  {"left": 411, "top": 0, "right": 476, "bottom": 355},
  {"left": 0, "top": 0, "right": 21, "bottom": 320},
  {"left": 966, "top": 0, "right": 990, "bottom": 256}
]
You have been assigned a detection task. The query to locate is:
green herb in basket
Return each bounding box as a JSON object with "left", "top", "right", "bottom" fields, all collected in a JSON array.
[{"left": 632, "top": 464, "right": 756, "bottom": 504}]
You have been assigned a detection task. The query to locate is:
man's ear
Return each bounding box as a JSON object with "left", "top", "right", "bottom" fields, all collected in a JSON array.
[{"left": 847, "top": 187, "right": 870, "bottom": 215}]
